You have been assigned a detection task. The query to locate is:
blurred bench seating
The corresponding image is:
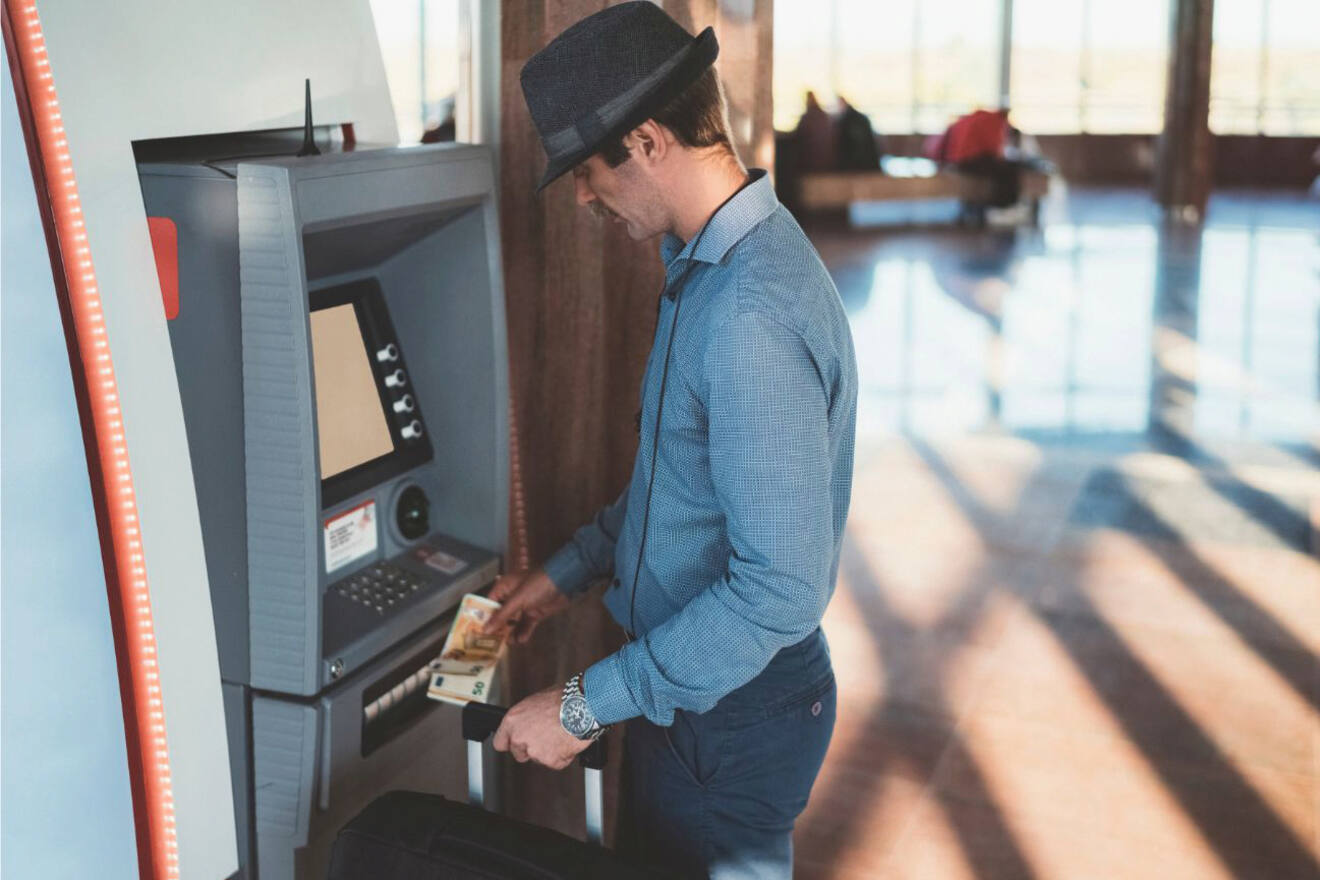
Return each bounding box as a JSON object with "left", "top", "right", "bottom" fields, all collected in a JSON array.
[{"left": 797, "top": 161, "right": 1051, "bottom": 218}]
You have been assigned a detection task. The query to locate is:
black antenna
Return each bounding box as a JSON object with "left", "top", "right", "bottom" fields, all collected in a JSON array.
[{"left": 297, "top": 78, "right": 320, "bottom": 157}]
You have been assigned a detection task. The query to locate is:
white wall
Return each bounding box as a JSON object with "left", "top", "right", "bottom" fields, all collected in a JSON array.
[
  {"left": 1, "top": 52, "right": 141, "bottom": 880},
  {"left": 8, "top": 1, "right": 399, "bottom": 875}
]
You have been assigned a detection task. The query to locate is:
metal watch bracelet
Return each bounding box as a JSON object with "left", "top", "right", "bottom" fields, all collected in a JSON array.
[{"left": 561, "top": 672, "right": 607, "bottom": 741}]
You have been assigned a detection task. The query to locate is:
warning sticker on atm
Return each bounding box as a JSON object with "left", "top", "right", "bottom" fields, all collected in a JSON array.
[{"left": 324, "top": 500, "right": 378, "bottom": 574}]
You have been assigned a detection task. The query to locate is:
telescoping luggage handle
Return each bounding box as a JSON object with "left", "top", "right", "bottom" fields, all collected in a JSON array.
[{"left": 461, "top": 702, "right": 607, "bottom": 845}]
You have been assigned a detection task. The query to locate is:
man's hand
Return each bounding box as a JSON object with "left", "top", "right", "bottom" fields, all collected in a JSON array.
[
  {"left": 492, "top": 685, "right": 592, "bottom": 770},
  {"left": 483, "top": 568, "right": 572, "bottom": 644}
]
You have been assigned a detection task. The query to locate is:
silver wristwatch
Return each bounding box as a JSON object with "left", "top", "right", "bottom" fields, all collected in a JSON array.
[{"left": 560, "top": 673, "right": 607, "bottom": 741}]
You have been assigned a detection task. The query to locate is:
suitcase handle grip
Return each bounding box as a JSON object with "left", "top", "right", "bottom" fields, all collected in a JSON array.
[
  {"left": 460, "top": 701, "right": 506, "bottom": 743},
  {"left": 461, "top": 701, "right": 607, "bottom": 769}
]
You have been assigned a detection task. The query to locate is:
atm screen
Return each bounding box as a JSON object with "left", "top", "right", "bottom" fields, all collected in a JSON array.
[
  {"left": 309, "top": 279, "right": 433, "bottom": 508},
  {"left": 310, "top": 304, "right": 396, "bottom": 479}
]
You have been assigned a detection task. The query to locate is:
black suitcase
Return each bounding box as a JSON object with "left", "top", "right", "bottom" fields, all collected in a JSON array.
[{"left": 326, "top": 702, "right": 660, "bottom": 879}]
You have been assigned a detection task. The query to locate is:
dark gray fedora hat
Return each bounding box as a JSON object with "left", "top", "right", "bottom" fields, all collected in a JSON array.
[{"left": 520, "top": 2, "right": 719, "bottom": 193}]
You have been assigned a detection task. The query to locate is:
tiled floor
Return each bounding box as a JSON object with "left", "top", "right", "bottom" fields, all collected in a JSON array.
[{"left": 793, "top": 189, "right": 1320, "bottom": 879}]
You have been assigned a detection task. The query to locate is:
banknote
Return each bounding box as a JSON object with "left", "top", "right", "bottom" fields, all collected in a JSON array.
[
  {"left": 427, "top": 593, "right": 506, "bottom": 706},
  {"left": 434, "top": 593, "right": 505, "bottom": 671},
  {"left": 427, "top": 668, "right": 494, "bottom": 707}
]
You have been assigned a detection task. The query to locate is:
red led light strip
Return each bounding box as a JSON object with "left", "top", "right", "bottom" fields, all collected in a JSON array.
[{"left": 2, "top": 3, "right": 178, "bottom": 877}]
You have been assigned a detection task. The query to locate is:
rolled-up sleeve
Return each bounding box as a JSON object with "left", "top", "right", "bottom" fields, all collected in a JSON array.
[
  {"left": 543, "top": 488, "right": 629, "bottom": 597},
  {"left": 584, "top": 309, "right": 834, "bottom": 726}
]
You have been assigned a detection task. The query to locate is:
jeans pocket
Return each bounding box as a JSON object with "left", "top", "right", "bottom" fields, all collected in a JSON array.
[
  {"left": 709, "top": 677, "right": 837, "bottom": 812},
  {"left": 664, "top": 709, "right": 724, "bottom": 788},
  {"left": 728, "top": 668, "right": 836, "bottom": 732}
]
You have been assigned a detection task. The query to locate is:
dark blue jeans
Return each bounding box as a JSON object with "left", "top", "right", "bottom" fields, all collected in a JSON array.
[{"left": 617, "top": 629, "right": 837, "bottom": 879}]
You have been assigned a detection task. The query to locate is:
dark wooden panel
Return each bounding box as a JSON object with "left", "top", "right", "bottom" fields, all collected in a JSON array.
[
  {"left": 1213, "top": 135, "right": 1320, "bottom": 188},
  {"left": 809, "top": 130, "right": 1317, "bottom": 188}
]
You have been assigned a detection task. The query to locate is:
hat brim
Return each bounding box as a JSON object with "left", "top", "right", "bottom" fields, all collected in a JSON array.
[{"left": 534, "top": 26, "right": 720, "bottom": 194}]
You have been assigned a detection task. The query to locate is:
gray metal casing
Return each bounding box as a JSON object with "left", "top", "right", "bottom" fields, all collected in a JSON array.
[
  {"left": 238, "top": 146, "right": 509, "bottom": 695},
  {"left": 251, "top": 616, "right": 500, "bottom": 880},
  {"left": 140, "top": 144, "right": 509, "bottom": 694},
  {"left": 139, "top": 144, "right": 510, "bottom": 879}
]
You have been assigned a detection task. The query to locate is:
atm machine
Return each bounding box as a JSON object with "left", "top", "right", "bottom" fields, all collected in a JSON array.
[{"left": 136, "top": 131, "right": 508, "bottom": 879}]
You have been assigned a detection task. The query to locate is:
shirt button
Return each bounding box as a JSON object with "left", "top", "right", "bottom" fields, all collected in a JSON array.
[
  {"left": 612, "top": 578, "right": 621, "bottom": 589},
  {"left": 811, "top": 701, "right": 823, "bottom": 717}
]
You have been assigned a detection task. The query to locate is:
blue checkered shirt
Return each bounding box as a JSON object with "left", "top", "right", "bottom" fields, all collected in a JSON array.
[{"left": 543, "top": 170, "right": 857, "bottom": 726}]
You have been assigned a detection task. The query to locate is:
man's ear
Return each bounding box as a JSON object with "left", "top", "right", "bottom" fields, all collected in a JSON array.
[{"left": 626, "top": 119, "right": 670, "bottom": 167}]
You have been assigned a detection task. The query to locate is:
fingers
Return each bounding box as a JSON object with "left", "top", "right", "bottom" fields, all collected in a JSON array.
[
  {"left": 493, "top": 733, "right": 573, "bottom": 769},
  {"left": 492, "top": 719, "right": 511, "bottom": 753},
  {"left": 487, "top": 573, "right": 520, "bottom": 602},
  {"left": 494, "top": 720, "right": 531, "bottom": 763},
  {"left": 483, "top": 594, "right": 522, "bottom": 634},
  {"left": 511, "top": 616, "right": 541, "bottom": 645}
]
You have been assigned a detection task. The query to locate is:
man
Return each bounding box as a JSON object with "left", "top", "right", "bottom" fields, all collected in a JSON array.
[
  {"left": 483, "top": 5, "right": 857, "bottom": 878},
  {"left": 793, "top": 91, "right": 838, "bottom": 172},
  {"left": 927, "top": 107, "right": 1026, "bottom": 224}
]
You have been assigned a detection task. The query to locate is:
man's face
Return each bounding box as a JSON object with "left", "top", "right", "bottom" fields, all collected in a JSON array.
[{"left": 570, "top": 153, "right": 666, "bottom": 241}]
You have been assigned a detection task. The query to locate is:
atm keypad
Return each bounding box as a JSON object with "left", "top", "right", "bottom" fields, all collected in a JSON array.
[{"left": 334, "top": 562, "right": 426, "bottom": 615}]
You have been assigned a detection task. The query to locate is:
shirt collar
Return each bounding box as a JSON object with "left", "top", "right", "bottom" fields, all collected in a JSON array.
[{"left": 660, "top": 168, "right": 778, "bottom": 269}]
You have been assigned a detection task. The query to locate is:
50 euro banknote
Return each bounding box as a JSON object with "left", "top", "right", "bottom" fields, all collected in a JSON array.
[{"left": 427, "top": 593, "right": 506, "bottom": 707}]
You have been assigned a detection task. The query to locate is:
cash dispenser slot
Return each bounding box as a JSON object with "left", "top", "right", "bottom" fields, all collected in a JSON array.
[{"left": 358, "top": 632, "right": 448, "bottom": 758}]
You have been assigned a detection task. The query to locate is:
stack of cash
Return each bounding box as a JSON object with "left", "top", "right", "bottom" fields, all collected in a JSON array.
[{"left": 427, "top": 593, "right": 507, "bottom": 706}]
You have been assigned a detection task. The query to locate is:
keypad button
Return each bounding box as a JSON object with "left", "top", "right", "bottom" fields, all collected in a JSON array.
[{"left": 330, "top": 560, "right": 436, "bottom": 618}]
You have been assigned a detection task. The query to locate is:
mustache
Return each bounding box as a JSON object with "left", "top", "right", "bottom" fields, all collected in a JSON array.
[{"left": 590, "top": 201, "right": 620, "bottom": 222}]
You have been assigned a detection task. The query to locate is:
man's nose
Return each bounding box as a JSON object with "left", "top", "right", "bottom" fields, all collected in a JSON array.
[{"left": 574, "top": 174, "right": 595, "bottom": 207}]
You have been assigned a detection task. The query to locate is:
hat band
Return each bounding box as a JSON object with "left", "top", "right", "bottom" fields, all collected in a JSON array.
[{"left": 543, "top": 43, "right": 694, "bottom": 157}]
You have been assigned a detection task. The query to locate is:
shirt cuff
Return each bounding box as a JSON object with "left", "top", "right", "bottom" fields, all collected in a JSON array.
[
  {"left": 583, "top": 653, "right": 642, "bottom": 726},
  {"left": 542, "top": 542, "right": 594, "bottom": 597}
]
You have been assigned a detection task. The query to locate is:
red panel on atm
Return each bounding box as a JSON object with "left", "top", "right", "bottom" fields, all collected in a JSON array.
[{"left": 147, "top": 216, "right": 179, "bottom": 320}]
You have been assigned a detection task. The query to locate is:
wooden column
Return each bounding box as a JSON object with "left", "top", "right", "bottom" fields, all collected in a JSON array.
[
  {"left": 498, "top": 0, "right": 773, "bottom": 839},
  {"left": 1154, "top": 0, "right": 1214, "bottom": 219}
]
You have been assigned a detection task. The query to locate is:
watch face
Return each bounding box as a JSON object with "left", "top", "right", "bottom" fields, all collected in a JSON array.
[{"left": 561, "top": 694, "right": 594, "bottom": 738}]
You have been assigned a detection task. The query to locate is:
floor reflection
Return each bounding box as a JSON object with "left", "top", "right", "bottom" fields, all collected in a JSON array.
[
  {"left": 794, "top": 188, "right": 1320, "bottom": 880},
  {"left": 824, "top": 189, "right": 1319, "bottom": 454}
]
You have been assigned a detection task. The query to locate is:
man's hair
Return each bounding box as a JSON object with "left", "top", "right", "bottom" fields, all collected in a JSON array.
[{"left": 598, "top": 67, "right": 735, "bottom": 167}]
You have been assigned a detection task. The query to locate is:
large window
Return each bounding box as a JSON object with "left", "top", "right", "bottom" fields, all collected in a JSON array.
[
  {"left": 370, "top": 0, "right": 470, "bottom": 144},
  {"left": 775, "top": 0, "right": 999, "bottom": 133},
  {"left": 1008, "top": 0, "right": 1085, "bottom": 133},
  {"left": 1210, "top": 0, "right": 1320, "bottom": 135},
  {"left": 915, "top": 2, "right": 1002, "bottom": 133},
  {"left": 777, "top": 0, "right": 1170, "bottom": 135},
  {"left": 1012, "top": 0, "right": 1170, "bottom": 133}
]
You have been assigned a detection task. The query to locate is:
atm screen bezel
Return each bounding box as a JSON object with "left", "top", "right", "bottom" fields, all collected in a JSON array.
[{"left": 311, "top": 278, "right": 433, "bottom": 509}]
